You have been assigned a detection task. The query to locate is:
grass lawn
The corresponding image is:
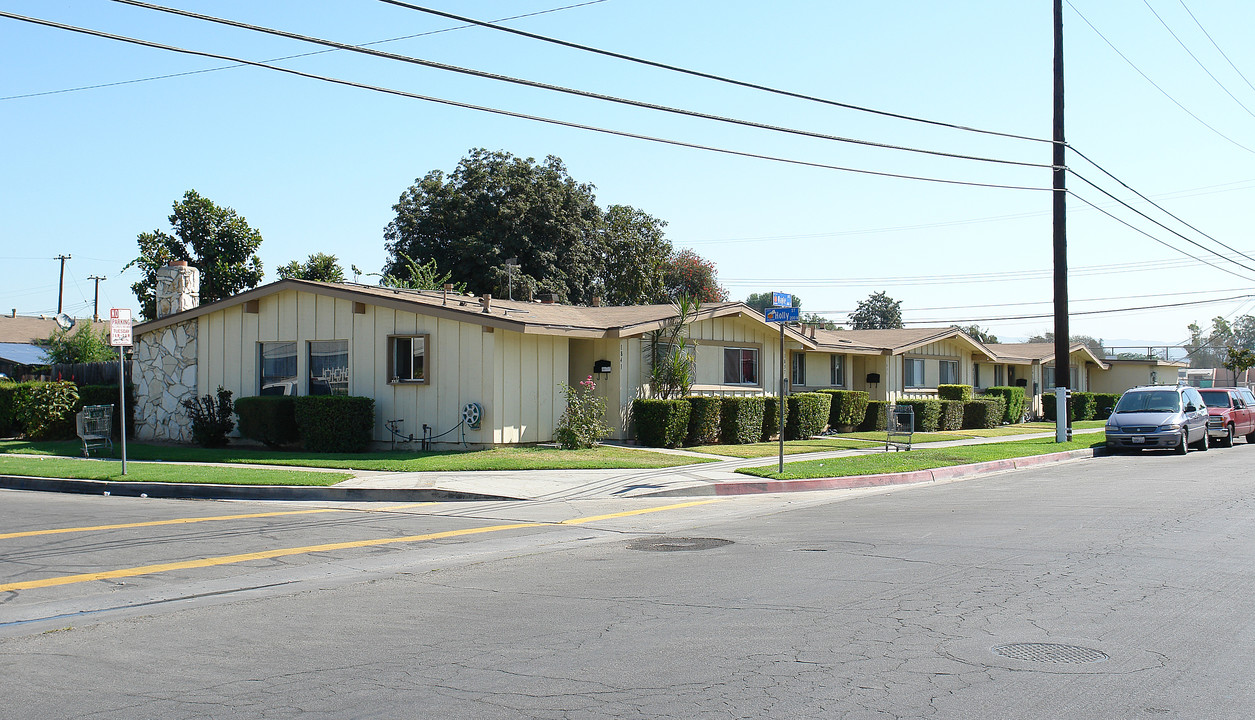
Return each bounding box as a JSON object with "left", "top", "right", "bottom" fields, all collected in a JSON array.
[
  {"left": 737, "top": 435, "right": 1107, "bottom": 480},
  {"left": 0, "top": 440, "right": 710, "bottom": 472},
  {"left": 0, "top": 456, "right": 350, "bottom": 485}
]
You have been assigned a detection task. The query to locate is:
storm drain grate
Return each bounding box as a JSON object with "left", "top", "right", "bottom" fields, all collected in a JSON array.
[
  {"left": 628, "top": 537, "right": 733, "bottom": 552},
  {"left": 991, "top": 642, "right": 1109, "bottom": 664}
]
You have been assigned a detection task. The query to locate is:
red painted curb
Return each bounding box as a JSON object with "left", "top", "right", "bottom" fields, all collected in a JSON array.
[{"left": 709, "top": 448, "right": 1099, "bottom": 496}]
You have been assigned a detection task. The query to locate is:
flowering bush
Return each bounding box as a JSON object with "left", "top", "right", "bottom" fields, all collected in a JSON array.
[
  {"left": 13, "top": 380, "right": 79, "bottom": 439},
  {"left": 555, "top": 375, "right": 612, "bottom": 449}
]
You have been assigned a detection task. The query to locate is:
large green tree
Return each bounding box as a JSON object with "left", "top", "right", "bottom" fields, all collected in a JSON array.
[
  {"left": 848, "top": 291, "right": 904, "bottom": 329},
  {"left": 43, "top": 323, "right": 115, "bottom": 364},
  {"left": 277, "top": 253, "right": 344, "bottom": 282},
  {"left": 957, "top": 324, "right": 999, "bottom": 344},
  {"left": 383, "top": 149, "right": 603, "bottom": 304},
  {"left": 663, "top": 249, "right": 729, "bottom": 303},
  {"left": 600, "top": 204, "right": 672, "bottom": 306},
  {"left": 126, "top": 190, "right": 264, "bottom": 320}
]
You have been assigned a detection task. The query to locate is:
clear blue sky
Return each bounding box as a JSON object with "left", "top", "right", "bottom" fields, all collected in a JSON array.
[{"left": 3, "top": 1, "right": 1254, "bottom": 347}]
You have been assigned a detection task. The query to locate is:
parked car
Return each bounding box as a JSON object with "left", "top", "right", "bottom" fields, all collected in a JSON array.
[
  {"left": 1199, "top": 387, "right": 1255, "bottom": 447},
  {"left": 1105, "top": 385, "right": 1210, "bottom": 454}
]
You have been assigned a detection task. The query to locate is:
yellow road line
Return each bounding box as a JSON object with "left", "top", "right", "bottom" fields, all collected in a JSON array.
[
  {"left": 561, "top": 499, "right": 722, "bottom": 525},
  {"left": 0, "top": 499, "right": 722, "bottom": 592},
  {"left": 0, "top": 503, "right": 437, "bottom": 541}
]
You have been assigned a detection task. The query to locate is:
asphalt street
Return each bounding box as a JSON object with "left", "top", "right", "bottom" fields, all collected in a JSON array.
[{"left": 2, "top": 446, "right": 1254, "bottom": 718}]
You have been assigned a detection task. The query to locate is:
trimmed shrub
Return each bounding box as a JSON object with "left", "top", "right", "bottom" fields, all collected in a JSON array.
[
  {"left": 896, "top": 399, "right": 942, "bottom": 432},
  {"left": 1071, "top": 392, "right": 1098, "bottom": 421},
  {"left": 940, "top": 400, "right": 965, "bottom": 431},
  {"left": 633, "top": 398, "right": 691, "bottom": 448},
  {"left": 1042, "top": 393, "right": 1074, "bottom": 422},
  {"left": 294, "top": 395, "right": 375, "bottom": 453},
  {"left": 981, "top": 386, "right": 1026, "bottom": 424},
  {"left": 182, "top": 386, "right": 236, "bottom": 448},
  {"left": 963, "top": 397, "right": 1006, "bottom": 429},
  {"left": 938, "top": 384, "right": 973, "bottom": 403},
  {"left": 719, "top": 396, "right": 765, "bottom": 445},
  {"left": 0, "top": 381, "right": 25, "bottom": 437},
  {"left": 77, "top": 384, "right": 135, "bottom": 440},
  {"left": 1093, "top": 393, "right": 1120, "bottom": 420},
  {"left": 14, "top": 381, "right": 80, "bottom": 440},
  {"left": 817, "top": 389, "right": 869, "bottom": 431},
  {"left": 685, "top": 396, "right": 722, "bottom": 446},
  {"left": 786, "top": 392, "right": 831, "bottom": 440},
  {"left": 861, "top": 400, "right": 889, "bottom": 431},
  {"left": 762, "top": 396, "right": 795, "bottom": 441},
  {"left": 235, "top": 396, "right": 299, "bottom": 447}
]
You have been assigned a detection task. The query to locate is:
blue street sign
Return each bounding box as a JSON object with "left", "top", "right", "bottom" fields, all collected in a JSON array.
[
  {"left": 765, "top": 306, "right": 800, "bottom": 322},
  {"left": 771, "top": 291, "right": 792, "bottom": 308}
]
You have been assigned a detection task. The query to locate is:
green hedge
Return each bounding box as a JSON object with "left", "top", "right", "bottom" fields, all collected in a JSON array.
[
  {"left": 963, "top": 397, "right": 1006, "bottom": 429},
  {"left": 1093, "top": 393, "right": 1120, "bottom": 420},
  {"left": 235, "top": 396, "right": 300, "bottom": 447},
  {"left": 861, "top": 401, "right": 889, "bottom": 431},
  {"left": 13, "top": 381, "right": 80, "bottom": 440},
  {"left": 786, "top": 392, "right": 831, "bottom": 440},
  {"left": 1043, "top": 393, "right": 1072, "bottom": 422},
  {"left": 1070, "top": 392, "right": 1098, "bottom": 421},
  {"left": 293, "top": 396, "right": 375, "bottom": 453},
  {"left": 0, "top": 381, "right": 23, "bottom": 437},
  {"left": 719, "top": 396, "right": 765, "bottom": 445},
  {"left": 981, "top": 386, "right": 1025, "bottom": 424},
  {"left": 938, "top": 384, "right": 973, "bottom": 402},
  {"left": 896, "top": 399, "right": 942, "bottom": 432},
  {"left": 762, "top": 396, "right": 795, "bottom": 441},
  {"left": 685, "top": 396, "right": 722, "bottom": 446},
  {"left": 817, "top": 389, "right": 869, "bottom": 431},
  {"left": 940, "top": 400, "right": 965, "bottom": 431},
  {"left": 633, "top": 398, "right": 691, "bottom": 448}
]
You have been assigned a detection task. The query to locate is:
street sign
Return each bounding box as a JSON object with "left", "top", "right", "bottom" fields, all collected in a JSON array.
[
  {"left": 765, "top": 307, "right": 800, "bottom": 322},
  {"left": 109, "top": 308, "right": 133, "bottom": 347},
  {"left": 771, "top": 291, "right": 792, "bottom": 308}
]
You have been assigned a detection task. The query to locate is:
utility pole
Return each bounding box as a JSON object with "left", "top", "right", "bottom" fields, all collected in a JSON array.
[
  {"left": 55, "top": 254, "right": 72, "bottom": 314},
  {"left": 1052, "top": 0, "right": 1070, "bottom": 443},
  {"left": 87, "top": 275, "right": 106, "bottom": 322}
]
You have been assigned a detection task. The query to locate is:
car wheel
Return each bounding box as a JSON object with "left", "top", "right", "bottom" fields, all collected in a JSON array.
[
  {"left": 1177, "top": 433, "right": 1189, "bottom": 455},
  {"left": 1246, "top": 429, "right": 1255, "bottom": 444},
  {"left": 1196, "top": 429, "right": 1210, "bottom": 451},
  {"left": 1220, "top": 425, "right": 1235, "bottom": 448}
]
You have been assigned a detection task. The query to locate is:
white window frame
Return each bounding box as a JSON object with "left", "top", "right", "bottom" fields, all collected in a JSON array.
[
  {"left": 791, "top": 352, "right": 806, "bottom": 386},
  {"left": 830, "top": 355, "right": 844, "bottom": 387},
  {"left": 904, "top": 358, "right": 926, "bottom": 388},
  {"left": 939, "top": 360, "right": 959, "bottom": 386}
]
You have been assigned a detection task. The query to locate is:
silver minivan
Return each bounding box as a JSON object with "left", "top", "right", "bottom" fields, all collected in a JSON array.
[{"left": 1105, "top": 385, "right": 1211, "bottom": 454}]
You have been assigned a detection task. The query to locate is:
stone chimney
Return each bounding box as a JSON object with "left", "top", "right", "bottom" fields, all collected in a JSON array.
[
  {"left": 155, "top": 261, "right": 200, "bottom": 319},
  {"left": 479, "top": 294, "right": 492, "bottom": 313},
  {"left": 591, "top": 296, "right": 601, "bottom": 307}
]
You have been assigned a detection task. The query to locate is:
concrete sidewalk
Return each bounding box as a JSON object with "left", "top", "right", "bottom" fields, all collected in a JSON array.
[{"left": 1, "top": 428, "right": 1105, "bottom": 502}]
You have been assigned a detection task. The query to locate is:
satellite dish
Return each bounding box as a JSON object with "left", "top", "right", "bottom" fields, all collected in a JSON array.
[{"left": 54, "top": 313, "right": 75, "bottom": 331}]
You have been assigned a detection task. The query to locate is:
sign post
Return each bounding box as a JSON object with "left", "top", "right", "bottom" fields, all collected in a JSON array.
[
  {"left": 109, "top": 308, "right": 133, "bottom": 475},
  {"left": 765, "top": 297, "right": 798, "bottom": 474}
]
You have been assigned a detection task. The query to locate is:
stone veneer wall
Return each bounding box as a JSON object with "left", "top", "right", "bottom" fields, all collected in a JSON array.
[{"left": 134, "top": 319, "right": 198, "bottom": 442}]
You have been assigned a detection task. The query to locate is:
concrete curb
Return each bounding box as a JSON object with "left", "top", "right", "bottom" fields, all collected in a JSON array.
[
  {"left": 0, "top": 475, "right": 522, "bottom": 502},
  {"left": 645, "top": 447, "right": 1105, "bottom": 497}
]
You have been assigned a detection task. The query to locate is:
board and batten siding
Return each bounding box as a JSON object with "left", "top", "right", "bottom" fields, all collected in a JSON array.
[{"left": 193, "top": 289, "right": 567, "bottom": 445}]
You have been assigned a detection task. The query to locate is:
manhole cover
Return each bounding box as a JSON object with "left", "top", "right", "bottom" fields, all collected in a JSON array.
[
  {"left": 627, "top": 537, "right": 733, "bottom": 552},
  {"left": 991, "top": 642, "right": 1109, "bottom": 664}
]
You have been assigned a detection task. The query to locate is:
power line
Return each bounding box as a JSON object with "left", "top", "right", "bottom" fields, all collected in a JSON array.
[
  {"left": 811, "top": 286, "right": 1255, "bottom": 315},
  {"left": 1178, "top": 0, "right": 1255, "bottom": 97},
  {"left": 901, "top": 292, "right": 1255, "bottom": 325},
  {"left": 375, "top": 0, "right": 1052, "bottom": 146},
  {"left": 1, "top": 0, "right": 609, "bottom": 101},
  {"left": 111, "top": 0, "right": 1049, "bottom": 170},
  {"left": 1068, "top": 190, "right": 1255, "bottom": 284},
  {"left": 1065, "top": 0, "right": 1255, "bottom": 155},
  {"left": 1068, "top": 170, "right": 1255, "bottom": 276},
  {"left": 1068, "top": 145, "right": 1255, "bottom": 266},
  {"left": 1142, "top": 0, "right": 1255, "bottom": 120},
  {"left": 0, "top": 11, "right": 1051, "bottom": 192}
]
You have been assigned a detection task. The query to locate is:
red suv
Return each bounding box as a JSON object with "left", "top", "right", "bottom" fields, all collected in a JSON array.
[{"left": 1200, "top": 387, "right": 1255, "bottom": 447}]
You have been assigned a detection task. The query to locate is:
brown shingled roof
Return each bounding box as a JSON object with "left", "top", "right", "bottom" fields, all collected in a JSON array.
[{"left": 0, "top": 315, "right": 66, "bottom": 344}]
